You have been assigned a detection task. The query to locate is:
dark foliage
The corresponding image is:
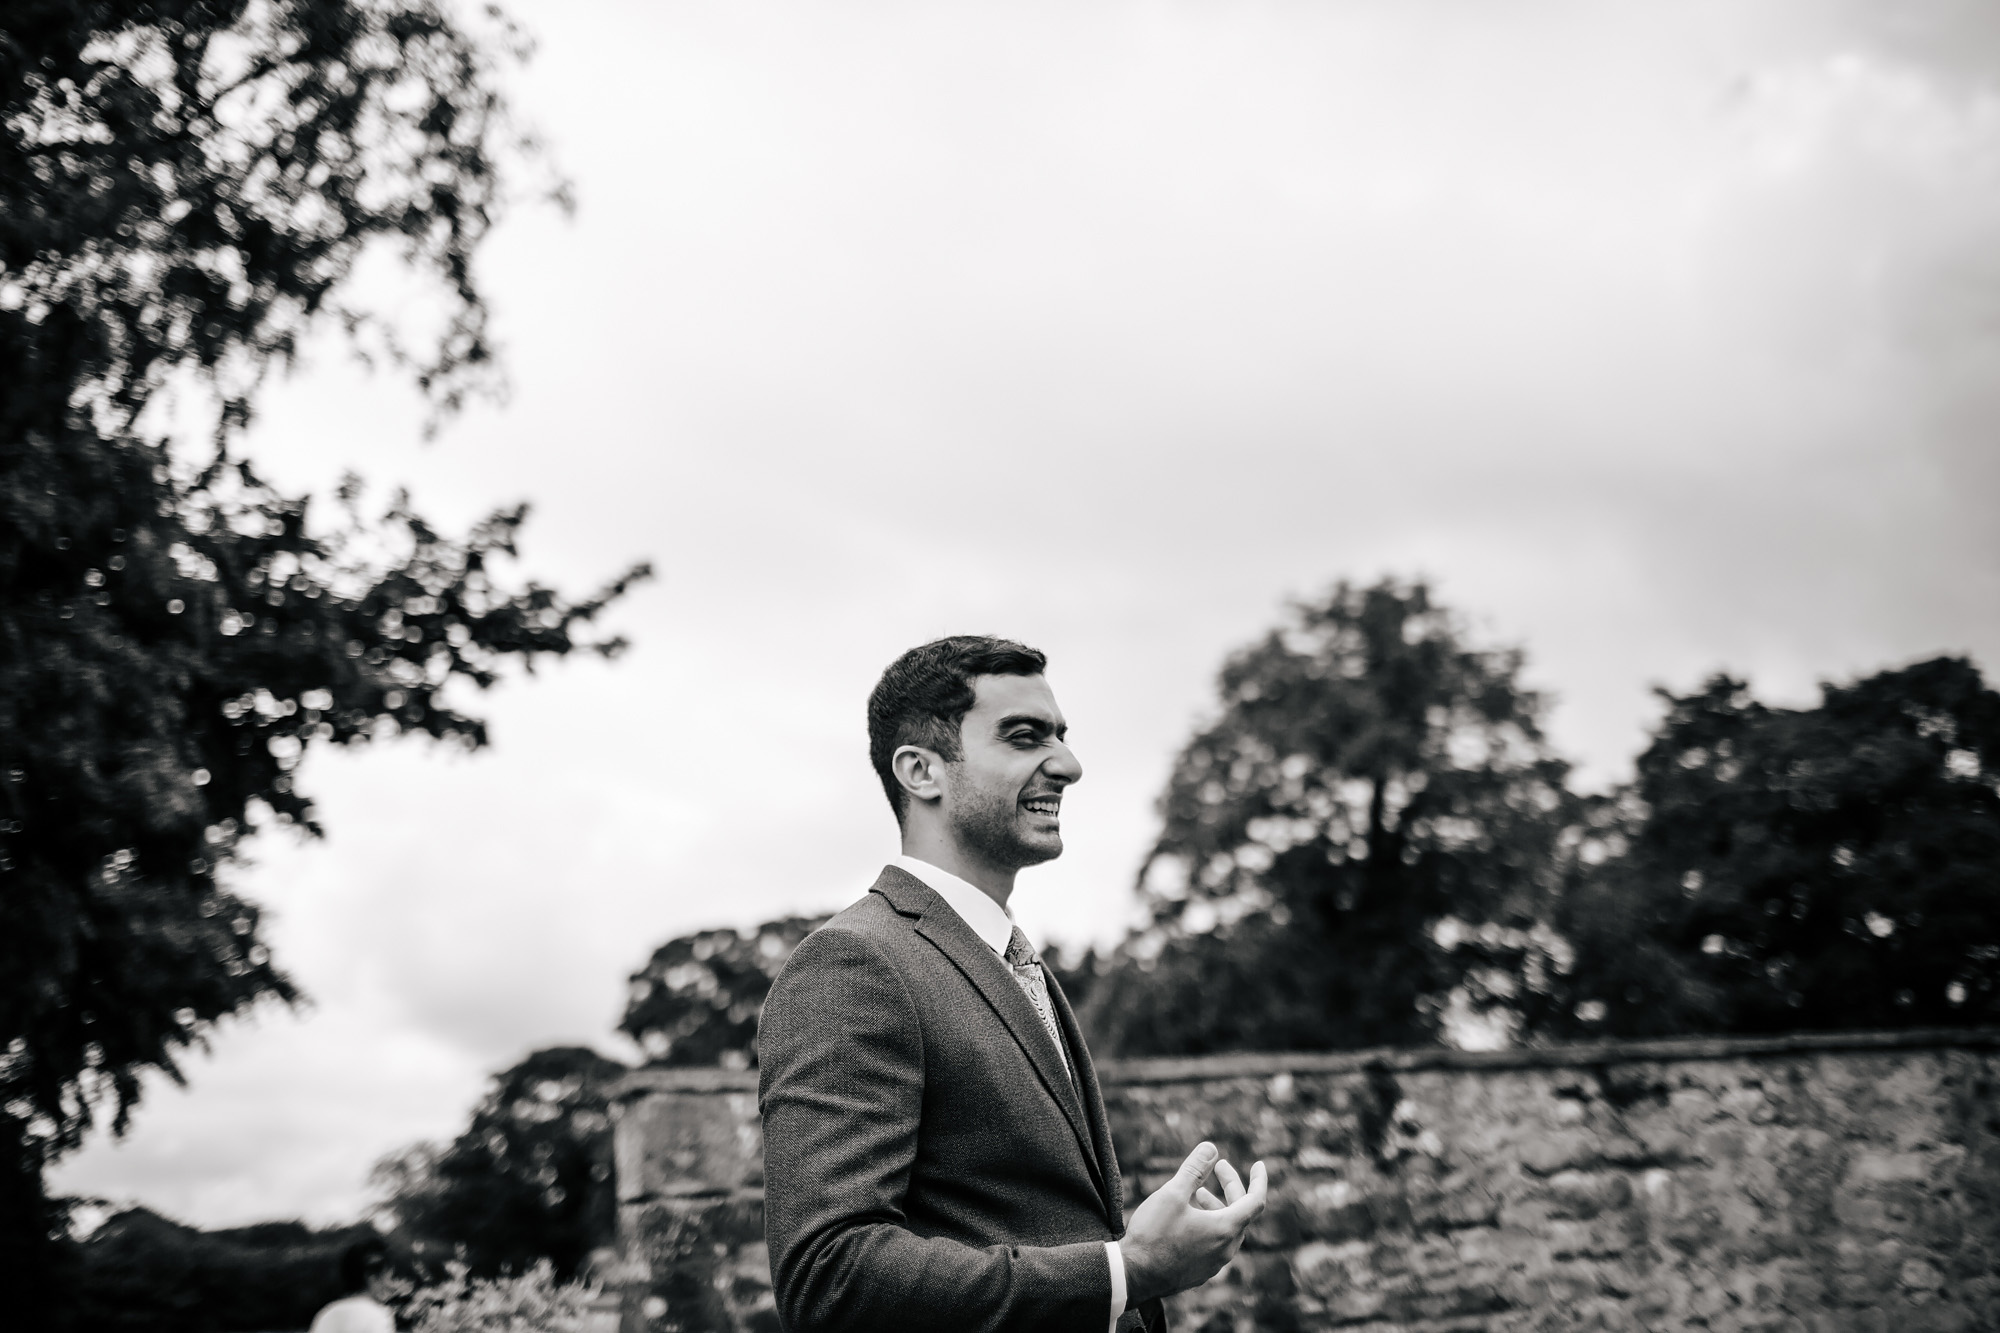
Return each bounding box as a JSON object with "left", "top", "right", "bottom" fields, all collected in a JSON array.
[
  {"left": 2, "top": 462, "right": 645, "bottom": 1156},
  {"left": 65, "top": 1208, "right": 379, "bottom": 1333},
  {"left": 621, "top": 916, "right": 830, "bottom": 1068},
  {"left": 2, "top": 0, "right": 549, "bottom": 427},
  {"left": 0, "top": 1, "right": 645, "bottom": 1319},
  {"left": 1560, "top": 657, "right": 2000, "bottom": 1036},
  {"left": 0, "top": 0, "right": 637, "bottom": 1156},
  {"left": 1070, "top": 580, "right": 1580, "bottom": 1056},
  {"left": 372, "top": 1046, "right": 627, "bottom": 1281},
  {"left": 0, "top": 1113, "right": 80, "bottom": 1321}
]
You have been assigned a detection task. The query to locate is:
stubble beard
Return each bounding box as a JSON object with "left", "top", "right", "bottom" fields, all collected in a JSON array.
[{"left": 951, "top": 768, "right": 1061, "bottom": 872}]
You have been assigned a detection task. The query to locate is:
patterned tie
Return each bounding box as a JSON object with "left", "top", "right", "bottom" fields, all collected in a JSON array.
[{"left": 1004, "top": 926, "right": 1073, "bottom": 1086}]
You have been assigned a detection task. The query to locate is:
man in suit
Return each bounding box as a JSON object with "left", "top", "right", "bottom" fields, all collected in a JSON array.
[{"left": 759, "top": 636, "right": 1266, "bottom": 1332}]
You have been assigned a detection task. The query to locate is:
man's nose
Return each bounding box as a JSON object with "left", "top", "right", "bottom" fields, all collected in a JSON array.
[{"left": 1044, "top": 739, "right": 1083, "bottom": 785}]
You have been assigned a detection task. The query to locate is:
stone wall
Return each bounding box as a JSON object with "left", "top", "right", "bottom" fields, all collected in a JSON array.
[{"left": 609, "top": 1029, "right": 2000, "bottom": 1332}]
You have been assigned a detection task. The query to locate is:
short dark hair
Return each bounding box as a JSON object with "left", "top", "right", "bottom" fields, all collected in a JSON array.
[
  {"left": 868, "top": 636, "right": 1047, "bottom": 821},
  {"left": 338, "top": 1236, "right": 389, "bottom": 1294}
]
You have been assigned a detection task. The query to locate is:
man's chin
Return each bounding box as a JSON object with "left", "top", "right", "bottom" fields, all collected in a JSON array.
[
  {"left": 1016, "top": 831, "right": 1063, "bottom": 866},
  {"left": 956, "top": 810, "right": 1063, "bottom": 871}
]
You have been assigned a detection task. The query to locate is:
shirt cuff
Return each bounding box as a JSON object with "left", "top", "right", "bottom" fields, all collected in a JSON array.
[{"left": 1105, "top": 1240, "right": 1127, "bottom": 1333}]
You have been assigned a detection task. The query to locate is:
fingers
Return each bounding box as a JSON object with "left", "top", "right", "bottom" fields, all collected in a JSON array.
[
  {"left": 1214, "top": 1160, "right": 1269, "bottom": 1226},
  {"left": 1169, "top": 1141, "right": 1219, "bottom": 1202},
  {"left": 1194, "top": 1187, "right": 1223, "bottom": 1210},
  {"left": 1215, "top": 1159, "right": 1244, "bottom": 1206}
]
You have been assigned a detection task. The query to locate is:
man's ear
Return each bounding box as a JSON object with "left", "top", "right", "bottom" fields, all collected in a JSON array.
[{"left": 891, "top": 745, "right": 946, "bottom": 807}]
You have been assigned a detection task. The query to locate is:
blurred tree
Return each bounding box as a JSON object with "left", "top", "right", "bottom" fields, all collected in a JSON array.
[
  {"left": 620, "top": 915, "right": 830, "bottom": 1068},
  {"left": 372, "top": 1047, "right": 627, "bottom": 1281},
  {"left": 65, "top": 1209, "right": 379, "bottom": 1333},
  {"left": 1559, "top": 657, "right": 2000, "bottom": 1037},
  {"left": 1070, "top": 580, "right": 1580, "bottom": 1056},
  {"left": 0, "top": 0, "right": 645, "bottom": 1314}
]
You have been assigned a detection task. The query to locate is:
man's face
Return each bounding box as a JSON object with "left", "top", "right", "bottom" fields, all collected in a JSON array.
[{"left": 941, "top": 672, "right": 1082, "bottom": 872}]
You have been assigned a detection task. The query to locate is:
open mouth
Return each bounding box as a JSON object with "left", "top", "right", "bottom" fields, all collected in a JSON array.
[{"left": 1022, "top": 796, "right": 1061, "bottom": 818}]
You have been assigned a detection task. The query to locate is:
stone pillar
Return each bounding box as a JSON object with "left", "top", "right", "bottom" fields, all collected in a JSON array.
[{"left": 609, "top": 1067, "right": 773, "bottom": 1333}]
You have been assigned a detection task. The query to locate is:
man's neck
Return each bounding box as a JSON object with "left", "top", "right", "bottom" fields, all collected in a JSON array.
[{"left": 899, "top": 828, "right": 1016, "bottom": 909}]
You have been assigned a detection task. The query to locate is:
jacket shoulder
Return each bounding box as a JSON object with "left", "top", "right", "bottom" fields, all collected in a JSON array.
[
  {"left": 820, "top": 886, "right": 910, "bottom": 938},
  {"left": 769, "top": 889, "right": 912, "bottom": 988},
  {"left": 758, "top": 891, "right": 925, "bottom": 1091}
]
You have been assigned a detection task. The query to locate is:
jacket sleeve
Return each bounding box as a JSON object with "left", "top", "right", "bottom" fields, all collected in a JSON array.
[{"left": 758, "top": 925, "right": 1112, "bottom": 1333}]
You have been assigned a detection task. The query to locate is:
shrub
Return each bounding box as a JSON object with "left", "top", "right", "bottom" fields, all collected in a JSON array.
[{"left": 400, "top": 1260, "right": 598, "bottom": 1333}]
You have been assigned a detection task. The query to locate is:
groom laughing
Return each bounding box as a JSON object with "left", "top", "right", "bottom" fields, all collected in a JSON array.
[{"left": 758, "top": 636, "right": 1266, "bottom": 1332}]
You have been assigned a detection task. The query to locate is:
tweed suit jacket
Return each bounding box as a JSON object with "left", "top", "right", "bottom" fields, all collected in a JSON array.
[{"left": 758, "top": 866, "right": 1166, "bottom": 1333}]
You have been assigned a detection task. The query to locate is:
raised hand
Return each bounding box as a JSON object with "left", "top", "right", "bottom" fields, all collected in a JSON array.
[{"left": 1120, "top": 1141, "right": 1268, "bottom": 1305}]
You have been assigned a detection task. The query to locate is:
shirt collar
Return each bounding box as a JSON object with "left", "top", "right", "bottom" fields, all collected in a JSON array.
[{"left": 893, "top": 855, "right": 1015, "bottom": 956}]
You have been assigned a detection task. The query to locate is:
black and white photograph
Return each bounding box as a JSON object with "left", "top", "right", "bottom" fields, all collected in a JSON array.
[{"left": 5, "top": 1, "right": 1999, "bottom": 1329}]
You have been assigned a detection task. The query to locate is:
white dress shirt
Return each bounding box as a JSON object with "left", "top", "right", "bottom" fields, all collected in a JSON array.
[
  {"left": 892, "top": 856, "right": 1129, "bottom": 1332},
  {"left": 308, "top": 1296, "right": 394, "bottom": 1333}
]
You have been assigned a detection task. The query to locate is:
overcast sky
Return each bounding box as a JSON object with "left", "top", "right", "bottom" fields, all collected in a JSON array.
[{"left": 53, "top": 0, "right": 2000, "bottom": 1228}]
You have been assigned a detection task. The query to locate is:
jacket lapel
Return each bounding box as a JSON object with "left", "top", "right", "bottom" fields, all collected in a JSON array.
[
  {"left": 873, "top": 869, "right": 1107, "bottom": 1202},
  {"left": 1046, "top": 968, "right": 1122, "bottom": 1226}
]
